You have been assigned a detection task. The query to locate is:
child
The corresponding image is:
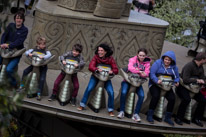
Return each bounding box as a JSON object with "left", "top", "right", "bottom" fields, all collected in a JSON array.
[
  {"left": 17, "top": 36, "right": 51, "bottom": 101},
  {"left": 48, "top": 44, "right": 85, "bottom": 106}
]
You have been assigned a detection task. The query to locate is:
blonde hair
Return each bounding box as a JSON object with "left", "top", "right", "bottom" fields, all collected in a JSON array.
[{"left": 36, "top": 36, "right": 46, "bottom": 45}]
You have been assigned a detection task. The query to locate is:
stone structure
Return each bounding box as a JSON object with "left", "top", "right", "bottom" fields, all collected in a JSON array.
[{"left": 28, "top": 0, "right": 169, "bottom": 70}]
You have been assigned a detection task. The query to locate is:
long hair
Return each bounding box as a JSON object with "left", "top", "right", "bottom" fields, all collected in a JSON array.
[{"left": 95, "top": 44, "right": 113, "bottom": 57}]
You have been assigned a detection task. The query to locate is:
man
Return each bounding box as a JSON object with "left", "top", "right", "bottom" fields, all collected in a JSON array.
[{"left": 175, "top": 52, "right": 206, "bottom": 127}]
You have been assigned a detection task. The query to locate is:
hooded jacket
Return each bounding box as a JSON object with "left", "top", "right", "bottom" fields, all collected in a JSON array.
[
  {"left": 149, "top": 51, "right": 180, "bottom": 87},
  {"left": 89, "top": 54, "right": 118, "bottom": 75},
  {"left": 128, "top": 55, "right": 151, "bottom": 78}
]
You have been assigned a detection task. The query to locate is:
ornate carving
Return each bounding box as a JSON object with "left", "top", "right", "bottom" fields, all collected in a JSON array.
[{"left": 29, "top": 11, "right": 166, "bottom": 70}]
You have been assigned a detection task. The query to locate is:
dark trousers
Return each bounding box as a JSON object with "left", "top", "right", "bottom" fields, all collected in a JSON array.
[
  {"left": 193, "top": 92, "right": 206, "bottom": 120},
  {"left": 149, "top": 84, "right": 175, "bottom": 113},
  {"left": 176, "top": 84, "right": 191, "bottom": 120},
  {"left": 52, "top": 72, "right": 79, "bottom": 98},
  {"left": 22, "top": 65, "right": 47, "bottom": 94}
]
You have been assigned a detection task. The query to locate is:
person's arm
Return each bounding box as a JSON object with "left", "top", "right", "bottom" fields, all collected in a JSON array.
[
  {"left": 8, "top": 27, "right": 28, "bottom": 49},
  {"left": 140, "top": 62, "right": 150, "bottom": 78},
  {"left": 78, "top": 55, "right": 85, "bottom": 69},
  {"left": 149, "top": 61, "right": 159, "bottom": 84},
  {"left": 110, "top": 57, "right": 118, "bottom": 75},
  {"left": 128, "top": 56, "right": 140, "bottom": 74},
  {"left": 43, "top": 51, "right": 52, "bottom": 60},
  {"left": 25, "top": 49, "right": 34, "bottom": 56},
  {"left": 182, "top": 64, "right": 197, "bottom": 84},
  {"left": 173, "top": 66, "right": 180, "bottom": 83},
  {"left": 88, "top": 56, "right": 98, "bottom": 73},
  {"left": 60, "top": 51, "right": 72, "bottom": 61}
]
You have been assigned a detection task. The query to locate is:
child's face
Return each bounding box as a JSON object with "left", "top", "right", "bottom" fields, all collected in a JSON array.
[
  {"left": 38, "top": 42, "right": 46, "bottom": 49},
  {"left": 72, "top": 49, "right": 80, "bottom": 57}
]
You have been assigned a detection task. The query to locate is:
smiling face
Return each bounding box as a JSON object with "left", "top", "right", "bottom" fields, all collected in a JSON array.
[
  {"left": 98, "top": 47, "right": 107, "bottom": 58},
  {"left": 163, "top": 56, "right": 172, "bottom": 67},
  {"left": 72, "top": 49, "right": 80, "bottom": 57},
  {"left": 38, "top": 42, "right": 46, "bottom": 49},
  {"left": 15, "top": 15, "right": 23, "bottom": 28},
  {"left": 137, "top": 51, "right": 146, "bottom": 62}
]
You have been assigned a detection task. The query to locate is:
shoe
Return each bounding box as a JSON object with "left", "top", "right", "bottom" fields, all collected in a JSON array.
[
  {"left": 16, "top": 86, "right": 25, "bottom": 92},
  {"left": 48, "top": 94, "right": 57, "bottom": 101},
  {"left": 164, "top": 112, "right": 174, "bottom": 126},
  {"left": 192, "top": 119, "right": 203, "bottom": 127},
  {"left": 132, "top": 114, "right": 141, "bottom": 122},
  {"left": 70, "top": 97, "right": 76, "bottom": 107},
  {"left": 183, "top": 119, "right": 190, "bottom": 124},
  {"left": 36, "top": 93, "right": 41, "bottom": 101},
  {"left": 77, "top": 106, "right": 84, "bottom": 111},
  {"left": 174, "top": 118, "right": 183, "bottom": 125},
  {"left": 109, "top": 111, "right": 115, "bottom": 117},
  {"left": 147, "top": 109, "right": 154, "bottom": 124},
  {"left": 117, "top": 111, "right": 124, "bottom": 119}
]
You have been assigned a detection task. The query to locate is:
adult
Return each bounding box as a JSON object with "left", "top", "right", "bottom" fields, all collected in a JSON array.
[
  {"left": 0, "top": 11, "right": 28, "bottom": 88},
  {"left": 77, "top": 44, "right": 118, "bottom": 117},
  {"left": 147, "top": 51, "right": 179, "bottom": 126},
  {"left": 175, "top": 52, "right": 206, "bottom": 127}
]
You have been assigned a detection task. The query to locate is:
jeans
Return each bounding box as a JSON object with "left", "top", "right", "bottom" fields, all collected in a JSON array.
[
  {"left": 119, "top": 81, "right": 144, "bottom": 114},
  {"left": 52, "top": 72, "right": 79, "bottom": 98},
  {"left": 22, "top": 65, "right": 47, "bottom": 94},
  {"left": 80, "top": 75, "right": 114, "bottom": 112},
  {"left": 0, "top": 56, "right": 21, "bottom": 86}
]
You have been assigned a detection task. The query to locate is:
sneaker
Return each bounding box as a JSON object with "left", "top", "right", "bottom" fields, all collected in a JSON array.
[
  {"left": 77, "top": 106, "right": 84, "bottom": 111},
  {"left": 70, "top": 97, "right": 76, "bottom": 106},
  {"left": 37, "top": 93, "right": 41, "bottom": 101},
  {"left": 48, "top": 94, "right": 57, "bottom": 101},
  {"left": 117, "top": 111, "right": 124, "bottom": 119},
  {"left": 109, "top": 111, "right": 115, "bottom": 117},
  {"left": 132, "top": 114, "right": 141, "bottom": 122}
]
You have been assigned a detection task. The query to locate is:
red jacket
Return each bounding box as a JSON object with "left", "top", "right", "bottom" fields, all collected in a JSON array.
[{"left": 89, "top": 55, "right": 118, "bottom": 74}]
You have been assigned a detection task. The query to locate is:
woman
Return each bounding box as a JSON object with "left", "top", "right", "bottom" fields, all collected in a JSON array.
[
  {"left": 117, "top": 48, "right": 151, "bottom": 122},
  {"left": 77, "top": 44, "right": 118, "bottom": 117},
  {"left": 147, "top": 51, "right": 179, "bottom": 126}
]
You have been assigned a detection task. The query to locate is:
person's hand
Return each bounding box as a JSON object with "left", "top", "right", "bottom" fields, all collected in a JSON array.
[
  {"left": 197, "top": 79, "right": 205, "bottom": 84},
  {"left": 74, "top": 64, "right": 78, "bottom": 68},
  {"left": 98, "top": 68, "right": 102, "bottom": 72},
  {"left": 157, "top": 80, "right": 162, "bottom": 84},
  {"left": 109, "top": 70, "right": 113, "bottom": 74},
  {"left": 175, "top": 82, "right": 179, "bottom": 87},
  {"left": 29, "top": 53, "right": 33, "bottom": 57},
  {"left": 62, "top": 60, "right": 66, "bottom": 65},
  {"left": 39, "top": 56, "right": 44, "bottom": 59},
  {"left": 140, "top": 71, "right": 146, "bottom": 77},
  {"left": 1, "top": 44, "right": 9, "bottom": 49}
]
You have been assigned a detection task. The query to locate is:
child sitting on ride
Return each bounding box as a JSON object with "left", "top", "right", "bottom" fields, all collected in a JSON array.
[
  {"left": 147, "top": 51, "right": 179, "bottom": 126},
  {"left": 117, "top": 48, "right": 151, "bottom": 122},
  {"left": 77, "top": 43, "right": 118, "bottom": 117},
  {"left": 48, "top": 44, "right": 85, "bottom": 106},
  {"left": 18, "top": 36, "right": 51, "bottom": 101}
]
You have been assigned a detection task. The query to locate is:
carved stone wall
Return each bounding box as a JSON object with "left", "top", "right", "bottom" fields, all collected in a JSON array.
[{"left": 29, "top": 10, "right": 167, "bottom": 71}]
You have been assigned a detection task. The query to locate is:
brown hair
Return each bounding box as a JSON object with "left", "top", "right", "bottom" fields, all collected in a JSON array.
[
  {"left": 137, "top": 48, "right": 148, "bottom": 55},
  {"left": 72, "top": 44, "right": 83, "bottom": 53},
  {"left": 14, "top": 11, "right": 25, "bottom": 22},
  {"left": 36, "top": 36, "right": 46, "bottom": 45},
  {"left": 195, "top": 52, "right": 206, "bottom": 61}
]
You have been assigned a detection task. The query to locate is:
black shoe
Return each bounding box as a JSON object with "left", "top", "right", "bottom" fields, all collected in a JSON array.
[
  {"left": 183, "top": 119, "right": 190, "bottom": 124},
  {"left": 175, "top": 118, "right": 183, "bottom": 125},
  {"left": 192, "top": 119, "right": 203, "bottom": 127},
  {"left": 70, "top": 97, "right": 76, "bottom": 106},
  {"left": 48, "top": 94, "right": 57, "bottom": 101}
]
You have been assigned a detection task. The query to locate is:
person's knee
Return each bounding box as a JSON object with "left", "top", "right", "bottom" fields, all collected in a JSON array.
[{"left": 6, "top": 67, "right": 13, "bottom": 74}]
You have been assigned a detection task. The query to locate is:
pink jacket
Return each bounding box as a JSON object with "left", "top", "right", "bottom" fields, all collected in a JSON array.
[{"left": 128, "top": 56, "right": 151, "bottom": 78}]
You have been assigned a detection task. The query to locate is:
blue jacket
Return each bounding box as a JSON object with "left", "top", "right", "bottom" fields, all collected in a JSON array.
[
  {"left": 149, "top": 51, "right": 180, "bottom": 87},
  {"left": 1, "top": 23, "right": 28, "bottom": 50}
]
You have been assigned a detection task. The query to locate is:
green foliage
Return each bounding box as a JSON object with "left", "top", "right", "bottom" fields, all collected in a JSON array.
[{"left": 150, "top": 0, "right": 206, "bottom": 47}]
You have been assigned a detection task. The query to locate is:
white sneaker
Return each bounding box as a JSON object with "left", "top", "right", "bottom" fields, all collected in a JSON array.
[
  {"left": 132, "top": 114, "right": 141, "bottom": 122},
  {"left": 117, "top": 111, "right": 124, "bottom": 119}
]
